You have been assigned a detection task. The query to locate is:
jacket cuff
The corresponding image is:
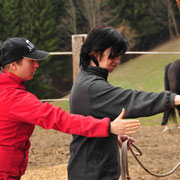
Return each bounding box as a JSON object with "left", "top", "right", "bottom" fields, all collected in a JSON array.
[
  {"left": 108, "top": 122, "right": 111, "bottom": 135},
  {"left": 169, "top": 93, "right": 176, "bottom": 108}
]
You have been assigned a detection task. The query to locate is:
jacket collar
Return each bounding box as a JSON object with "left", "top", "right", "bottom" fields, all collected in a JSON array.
[
  {"left": 0, "top": 70, "right": 25, "bottom": 90},
  {"left": 85, "top": 66, "right": 108, "bottom": 80}
]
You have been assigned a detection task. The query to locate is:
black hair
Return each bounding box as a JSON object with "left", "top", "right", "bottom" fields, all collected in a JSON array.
[{"left": 80, "top": 25, "right": 128, "bottom": 69}]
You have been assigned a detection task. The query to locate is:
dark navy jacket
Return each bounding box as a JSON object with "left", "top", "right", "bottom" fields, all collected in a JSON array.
[{"left": 68, "top": 66, "right": 176, "bottom": 180}]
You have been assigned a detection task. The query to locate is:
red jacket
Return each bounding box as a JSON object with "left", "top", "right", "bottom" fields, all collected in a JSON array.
[{"left": 0, "top": 71, "right": 110, "bottom": 177}]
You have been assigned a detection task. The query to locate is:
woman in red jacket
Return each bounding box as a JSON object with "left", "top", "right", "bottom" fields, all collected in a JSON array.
[{"left": 0, "top": 37, "right": 140, "bottom": 180}]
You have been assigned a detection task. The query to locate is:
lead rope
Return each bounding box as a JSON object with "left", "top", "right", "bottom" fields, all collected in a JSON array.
[{"left": 120, "top": 140, "right": 180, "bottom": 180}]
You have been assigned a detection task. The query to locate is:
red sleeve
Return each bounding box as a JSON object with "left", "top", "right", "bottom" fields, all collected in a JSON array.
[{"left": 9, "top": 90, "right": 110, "bottom": 137}]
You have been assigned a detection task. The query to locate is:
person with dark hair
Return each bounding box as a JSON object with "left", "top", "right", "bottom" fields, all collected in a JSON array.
[
  {"left": 0, "top": 37, "right": 141, "bottom": 180},
  {"left": 68, "top": 25, "right": 180, "bottom": 180}
]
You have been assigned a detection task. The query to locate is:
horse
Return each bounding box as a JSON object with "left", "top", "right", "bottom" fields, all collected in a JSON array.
[{"left": 162, "top": 59, "right": 180, "bottom": 126}]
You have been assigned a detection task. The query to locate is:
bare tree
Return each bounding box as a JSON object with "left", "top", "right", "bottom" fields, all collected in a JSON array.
[
  {"left": 80, "top": 0, "right": 101, "bottom": 29},
  {"left": 59, "top": 0, "right": 77, "bottom": 36},
  {"left": 68, "top": 0, "right": 77, "bottom": 34},
  {"left": 149, "top": 0, "right": 179, "bottom": 38},
  {"left": 167, "top": 0, "right": 179, "bottom": 37}
]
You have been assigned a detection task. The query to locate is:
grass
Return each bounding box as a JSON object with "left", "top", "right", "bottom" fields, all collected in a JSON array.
[
  {"left": 53, "top": 37, "right": 180, "bottom": 126},
  {"left": 52, "top": 100, "right": 70, "bottom": 112}
]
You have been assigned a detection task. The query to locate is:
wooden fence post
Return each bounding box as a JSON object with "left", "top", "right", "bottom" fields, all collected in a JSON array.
[{"left": 72, "top": 34, "right": 87, "bottom": 83}]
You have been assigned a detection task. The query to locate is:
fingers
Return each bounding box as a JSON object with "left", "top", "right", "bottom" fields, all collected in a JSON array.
[
  {"left": 122, "top": 122, "right": 141, "bottom": 135},
  {"left": 127, "top": 125, "right": 140, "bottom": 131},
  {"left": 123, "top": 119, "right": 140, "bottom": 124},
  {"left": 128, "top": 137, "right": 135, "bottom": 143},
  {"left": 123, "top": 121, "right": 140, "bottom": 129},
  {"left": 126, "top": 139, "right": 134, "bottom": 150},
  {"left": 119, "top": 135, "right": 129, "bottom": 142},
  {"left": 118, "top": 136, "right": 135, "bottom": 150},
  {"left": 125, "top": 120, "right": 140, "bottom": 127},
  {"left": 119, "top": 108, "right": 125, "bottom": 119},
  {"left": 110, "top": 108, "right": 141, "bottom": 135},
  {"left": 118, "top": 136, "right": 122, "bottom": 148},
  {"left": 125, "top": 131, "right": 136, "bottom": 135},
  {"left": 125, "top": 125, "right": 140, "bottom": 132}
]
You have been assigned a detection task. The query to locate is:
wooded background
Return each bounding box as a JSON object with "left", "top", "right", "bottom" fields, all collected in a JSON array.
[{"left": 0, "top": 0, "right": 180, "bottom": 99}]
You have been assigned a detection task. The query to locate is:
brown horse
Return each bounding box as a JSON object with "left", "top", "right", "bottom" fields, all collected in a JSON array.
[{"left": 162, "top": 59, "right": 180, "bottom": 125}]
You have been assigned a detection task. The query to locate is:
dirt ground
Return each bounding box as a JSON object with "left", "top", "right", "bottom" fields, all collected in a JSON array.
[{"left": 21, "top": 124, "right": 180, "bottom": 180}]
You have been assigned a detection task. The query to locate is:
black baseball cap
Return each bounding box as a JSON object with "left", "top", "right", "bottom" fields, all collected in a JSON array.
[{"left": 0, "top": 37, "right": 49, "bottom": 66}]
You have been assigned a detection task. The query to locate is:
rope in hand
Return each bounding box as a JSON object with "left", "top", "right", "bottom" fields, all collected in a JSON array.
[{"left": 120, "top": 140, "right": 180, "bottom": 180}]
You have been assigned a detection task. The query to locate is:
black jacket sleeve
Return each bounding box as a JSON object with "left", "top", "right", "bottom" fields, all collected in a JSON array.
[{"left": 89, "top": 80, "right": 176, "bottom": 120}]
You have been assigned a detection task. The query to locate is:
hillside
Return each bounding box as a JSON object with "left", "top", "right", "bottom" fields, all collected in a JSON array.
[{"left": 109, "top": 37, "right": 180, "bottom": 92}]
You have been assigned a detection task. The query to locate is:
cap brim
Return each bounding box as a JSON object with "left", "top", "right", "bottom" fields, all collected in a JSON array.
[{"left": 24, "top": 49, "right": 49, "bottom": 60}]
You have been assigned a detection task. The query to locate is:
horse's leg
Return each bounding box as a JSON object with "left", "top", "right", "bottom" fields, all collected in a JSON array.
[
  {"left": 161, "top": 64, "right": 171, "bottom": 126},
  {"left": 175, "top": 105, "right": 180, "bottom": 126},
  {"left": 166, "top": 59, "right": 180, "bottom": 129},
  {"left": 162, "top": 109, "right": 177, "bottom": 132},
  {"left": 171, "top": 62, "right": 180, "bottom": 125},
  {"left": 162, "top": 111, "right": 171, "bottom": 132},
  {"left": 169, "top": 108, "right": 177, "bottom": 124},
  {"left": 162, "top": 111, "right": 169, "bottom": 125}
]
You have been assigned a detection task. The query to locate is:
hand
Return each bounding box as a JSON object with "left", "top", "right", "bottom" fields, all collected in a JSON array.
[
  {"left": 110, "top": 108, "right": 140, "bottom": 135},
  {"left": 118, "top": 135, "right": 135, "bottom": 149},
  {"left": 174, "top": 95, "right": 180, "bottom": 105}
]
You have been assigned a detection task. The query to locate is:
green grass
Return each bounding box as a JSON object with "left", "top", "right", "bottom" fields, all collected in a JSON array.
[
  {"left": 53, "top": 37, "right": 180, "bottom": 126},
  {"left": 52, "top": 100, "right": 70, "bottom": 112}
]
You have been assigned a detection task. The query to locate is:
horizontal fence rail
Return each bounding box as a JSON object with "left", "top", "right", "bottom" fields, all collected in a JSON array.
[
  {"left": 42, "top": 50, "right": 180, "bottom": 102},
  {"left": 49, "top": 52, "right": 72, "bottom": 55},
  {"left": 49, "top": 51, "right": 180, "bottom": 56},
  {"left": 41, "top": 98, "right": 69, "bottom": 102},
  {"left": 125, "top": 51, "right": 180, "bottom": 54}
]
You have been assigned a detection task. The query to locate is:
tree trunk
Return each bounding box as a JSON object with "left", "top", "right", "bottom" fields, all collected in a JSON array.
[{"left": 167, "top": 0, "right": 179, "bottom": 38}]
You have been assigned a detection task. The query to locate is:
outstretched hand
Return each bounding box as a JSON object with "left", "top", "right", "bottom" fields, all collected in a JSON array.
[{"left": 110, "top": 108, "right": 140, "bottom": 135}]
